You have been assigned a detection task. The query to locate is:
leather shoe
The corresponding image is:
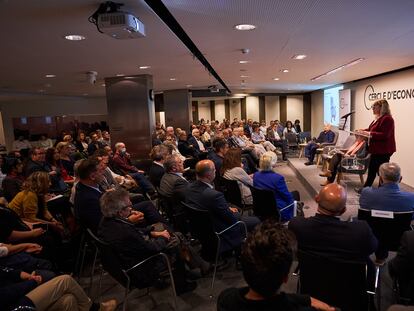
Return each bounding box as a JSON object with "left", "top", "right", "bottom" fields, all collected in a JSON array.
[{"left": 304, "top": 161, "right": 314, "bottom": 166}]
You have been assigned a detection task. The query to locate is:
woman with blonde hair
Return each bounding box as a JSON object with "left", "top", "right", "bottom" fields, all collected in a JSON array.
[
  {"left": 356, "top": 99, "right": 396, "bottom": 190},
  {"left": 8, "top": 171, "right": 63, "bottom": 231},
  {"left": 253, "top": 152, "right": 300, "bottom": 222}
]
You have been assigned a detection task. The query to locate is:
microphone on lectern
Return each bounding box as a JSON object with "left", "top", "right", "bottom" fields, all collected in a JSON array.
[{"left": 341, "top": 111, "right": 355, "bottom": 119}]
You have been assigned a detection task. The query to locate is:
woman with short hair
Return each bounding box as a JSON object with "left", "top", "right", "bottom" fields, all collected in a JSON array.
[{"left": 253, "top": 153, "right": 300, "bottom": 222}]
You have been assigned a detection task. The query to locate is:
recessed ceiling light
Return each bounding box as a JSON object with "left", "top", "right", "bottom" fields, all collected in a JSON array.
[
  {"left": 281, "top": 69, "right": 289, "bottom": 73},
  {"left": 64, "top": 34, "right": 86, "bottom": 41},
  {"left": 239, "top": 60, "right": 249, "bottom": 64},
  {"left": 186, "top": 84, "right": 192, "bottom": 88},
  {"left": 234, "top": 24, "right": 256, "bottom": 31},
  {"left": 101, "top": 83, "right": 106, "bottom": 87},
  {"left": 170, "top": 78, "right": 176, "bottom": 81},
  {"left": 45, "top": 74, "right": 56, "bottom": 78},
  {"left": 311, "top": 58, "right": 365, "bottom": 81},
  {"left": 139, "top": 66, "right": 151, "bottom": 69},
  {"left": 292, "top": 54, "right": 307, "bottom": 60},
  {"left": 116, "top": 74, "right": 125, "bottom": 77},
  {"left": 240, "top": 75, "right": 249, "bottom": 78},
  {"left": 273, "top": 77, "right": 280, "bottom": 81}
]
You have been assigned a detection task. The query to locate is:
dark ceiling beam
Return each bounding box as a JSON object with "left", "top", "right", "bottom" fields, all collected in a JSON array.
[{"left": 143, "top": 0, "right": 231, "bottom": 94}]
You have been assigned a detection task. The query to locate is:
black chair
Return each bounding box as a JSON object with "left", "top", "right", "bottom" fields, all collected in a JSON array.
[
  {"left": 86, "top": 229, "right": 177, "bottom": 311},
  {"left": 157, "top": 192, "right": 189, "bottom": 234},
  {"left": 285, "top": 132, "right": 298, "bottom": 154},
  {"left": 249, "top": 186, "right": 280, "bottom": 221},
  {"left": 181, "top": 201, "right": 247, "bottom": 296},
  {"left": 219, "top": 177, "right": 252, "bottom": 213},
  {"left": 297, "top": 250, "right": 377, "bottom": 311},
  {"left": 358, "top": 208, "right": 413, "bottom": 256}
]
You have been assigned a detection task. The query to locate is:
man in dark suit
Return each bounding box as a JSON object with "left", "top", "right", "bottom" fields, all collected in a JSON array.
[
  {"left": 185, "top": 160, "right": 259, "bottom": 252},
  {"left": 289, "top": 183, "right": 377, "bottom": 263},
  {"left": 388, "top": 231, "right": 414, "bottom": 302},
  {"left": 159, "top": 154, "right": 188, "bottom": 203},
  {"left": 74, "top": 158, "right": 163, "bottom": 233},
  {"left": 178, "top": 131, "right": 197, "bottom": 158},
  {"left": 148, "top": 145, "right": 168, "bottom": 189}
]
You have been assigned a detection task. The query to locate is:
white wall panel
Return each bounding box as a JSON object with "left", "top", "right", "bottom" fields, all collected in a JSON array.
[
  {"left": 265, "top": 96, "right": 279, "bottom": 124},
  {"left": 246, "top": 96, "right": 259, "bottom": 121}
]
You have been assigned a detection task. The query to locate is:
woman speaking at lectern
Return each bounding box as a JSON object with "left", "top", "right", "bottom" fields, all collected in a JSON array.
[{"left": 357, "top": 99, "right": 395, "bottom": 190}]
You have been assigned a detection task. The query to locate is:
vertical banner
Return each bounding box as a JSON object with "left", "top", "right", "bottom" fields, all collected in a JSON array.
[{"left": 337, "top": 89, "right": 351, "bottom": 146}]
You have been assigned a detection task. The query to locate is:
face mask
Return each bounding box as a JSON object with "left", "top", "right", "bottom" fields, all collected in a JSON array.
[{"left": 120, "top": 148, "right": 126, "bottom": 153}]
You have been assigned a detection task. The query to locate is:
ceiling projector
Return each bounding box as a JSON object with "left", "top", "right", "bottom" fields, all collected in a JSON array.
[{"left": 97, "top": 12, "right": 145, "bottom": 39}]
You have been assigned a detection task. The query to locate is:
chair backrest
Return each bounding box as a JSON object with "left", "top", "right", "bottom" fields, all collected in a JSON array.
[
  {"left": 249, "top": 186, "right": 280, "bottom": 221},
  {"left": 332, "top": 131, "right": 339, "bottom": 145},
  {"left": 86, "top": 229, "right": 129, "bottom": 288},
  {"left": 285, "top": 132, "right": 297, "bottom": 145},
  {"left": 181, "top": 201, "right": 218, "bottom": 261},
  {"left": 220, "top": 177, "right": 243, "bottom": 208},
  {"left": 299, "top": 131, "right": 311, "bottom": 142},
  {"left": 358, "top": 208, "right": 413, "bottom": 252},
  {"left": 133, "top": 159, "right": 153, "bottom": 175},
  {"left": 298, "top": 250, "right": 368, "bottom": 311}
]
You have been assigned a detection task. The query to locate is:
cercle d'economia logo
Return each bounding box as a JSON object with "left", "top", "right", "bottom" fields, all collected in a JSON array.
[{"left": 364, "top": 84, "right": 375, "bottom": 110}]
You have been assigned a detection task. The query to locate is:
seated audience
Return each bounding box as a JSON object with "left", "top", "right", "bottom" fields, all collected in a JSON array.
[
  {"left": 320, "top": 135, "right": 367, "bottom": 185},
  {"left": 360, "top": 162, "right": 414, "bottom": 261},
  {"left": 0, "top": 272, "right": 116, "bottom": 311},
  {"left": 87, "top": 131, "right": 103, "bottom": 156},
  {"left": 282, "top": 120, "right": 297, "bottom": 137},
  {"left": 178, "top": 131, "right": 197, "bottom": 158},
  {"left": 38, "top": 134, "right": 53, "bottom": 149},
  {"left": 2, "top": 157, "right": 25, "bottom": 202},
  {"left": 185, "top": 160, "right": 259, "bottom": 253},
  {"left": 112, "top": 142, "right": 155, "bottom": 194},
  {"left": 74, "top": 158, "right": 163, "bottom": 232},
  {"left": 208, "top": 138, "right": 229, "bottom": 176},
  {"left": 360, "top": 162, "right": 414, "bottom": 214},
  {"left": 251, "top": 124, "right": 277, "bottom": 153},
  {"left": 12, "top": 135, "right": 31, "bottom": 152},
  {"left": 98, "top": 188, "right": 197, "bottom": 295},
  {"left": 148, "top": 145, "right": 168, "bottom": 189},
  {"left": 267, "top": 123, "right": 288, "bottom": 161},
  {"left": 188, "top": 128, "right": 206, "bottom": 155},
  {"left": 253, "top": 153, "right": 299, "bottom": 222},
  {"left": 289, "top": 183, "right": 378, "bottom": 263},
  {"left": 222, "top": 148, "right": 253, "bottom": 205},
  {"left": 56, "top": 142, "right": 75, "bottom": 178},
  {"left": 24, "top": 147, "right": 48, "bottom": 177},
  {"left": 304, "top": 124, "right": 335, "bottom": 166},
  {"left": 294, "top": 119, "right": 302, "bottom": 133},
  {"left": 159, "top": 154, "right": 188, "bottom": 203},
  {"left": 388, "top": 231, "right": 414, "bottom": 304},
  {"left": 8, "top": 172, "right": 64, "bottom": 232},
  {"left": 74, "top": 130, "right": 89, "bottom": 155},
  {"left": 101, "top": 130, "right": 111, "bottom": 146},
  {"left": 217, "top": 220, "right": 334, "bottom": 311},
  {"left": 44, "top": 147, "right": 69, "bottom": 193}
]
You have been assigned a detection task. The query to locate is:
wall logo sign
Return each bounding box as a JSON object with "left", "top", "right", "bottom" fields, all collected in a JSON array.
[{"left": 364, "top": 84, "right": 414, "bottom": 110}]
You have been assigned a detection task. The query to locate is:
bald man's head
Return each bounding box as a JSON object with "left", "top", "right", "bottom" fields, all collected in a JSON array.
[
  {"left": 195, "top": 159, "right": 216, "bottom": 182},
  {"left": 316, "top": 183, "right": 347, "bottom": 216}
]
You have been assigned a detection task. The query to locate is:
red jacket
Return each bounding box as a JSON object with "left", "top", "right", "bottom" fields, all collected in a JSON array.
[{"left": 365, "top": 114, "right": 396, "bottom": 155}]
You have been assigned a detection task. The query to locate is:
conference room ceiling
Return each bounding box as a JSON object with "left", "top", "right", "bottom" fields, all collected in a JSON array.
[{"left": 0, "top": 0, "right": 413, "bottom": 99}]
